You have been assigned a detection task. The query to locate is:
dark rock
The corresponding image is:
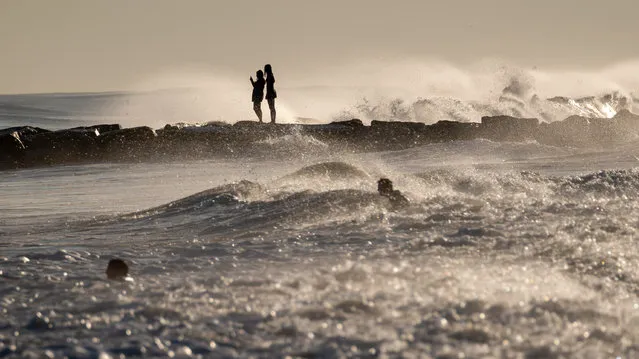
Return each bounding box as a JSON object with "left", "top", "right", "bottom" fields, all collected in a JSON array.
[
  {"left": 3, "top": 111, "right": 639, "bottom": 171},
  {"left": 425, "top": 120, "right": 479, "bottom": 142},
  {"left": 302, "top": 119, "right": 364, "bottom": 134},
  {"left": 0, "top": 127, "right": 50, "bottom": 168},
  {"left": 98, "top": 126, "right": 156, "bottom": 161},
  {"left": 157, "top": 123, "right": 233, "bottom": 139},
  {"left": 22, "top": 128, "right": 100, "bottom": 166},
  {"left": 562, "top": 115, "right": 591, "bottom": 127},
  {"left": 536, "top": 114, "right": 633, "bottom": 147},
  {"left": 233, "top": 120, "right": 262, "bottom": 128},
  {"left": 330, "top": 118, "right": 364, "bottom": 128},
  {"left": 168, "top": 121, "right": 272, "bottom": 158},
  {"left": 92, "top": 123, "right": 121, "bottom": 134},
  {"left": 155, "top": 127, "right": 224, "bottom": 159},
  {"left": 163, "top": 123, "right": 178, "bottom": 131},
  {"left": 368, "top": 120, "right": 427, "bottom": 149},
  {"left": 480, "top": 115, "right": 539, "bottom": 141},
  {"left": 230, "top": 121, "right": 292, "bottom": 143},
  {"left": 370, "top": 120, "right": 425, "bottom": 133},
  {"left": 299, "top": 119, "right": 367, "bottom": 149},
  {"left": 536, "top": 116, "right": 591, "bottom": 147},
  {"left": 71, "top": 124, "right": 121, "bottom": 135},
  {"left": 0, "top": 131, "right": 25, "bottom": 169},
  {"left": 0, "top": 126, "right": 49, "bottom": 138}
]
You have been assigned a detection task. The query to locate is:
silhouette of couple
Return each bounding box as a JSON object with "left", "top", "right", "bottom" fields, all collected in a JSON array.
[{"left": 250, "top": 64, "right": 277, "bottom": 123}]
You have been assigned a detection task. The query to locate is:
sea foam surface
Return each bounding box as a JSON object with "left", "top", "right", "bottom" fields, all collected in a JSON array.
[
  {"left": 3, "top": 139, "right": 639, "bottom": 358},
  {"left": 3, "top": 82, "right": 639, "bottom": 357}
]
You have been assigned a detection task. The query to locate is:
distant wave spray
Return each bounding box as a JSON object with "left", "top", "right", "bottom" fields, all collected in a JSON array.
[{"left": 99, "top": 60, "right": 639, "bottom": 128}]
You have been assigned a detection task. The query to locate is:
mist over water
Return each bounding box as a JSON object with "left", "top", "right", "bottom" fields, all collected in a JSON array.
[
  {"left": 5, "top": 60, "right": 639, "bottom": 357},
  {"left": 3, "top": 59, "right": 637, "bottom": 130},
  {"left": 4, "top": 147, "right": 639, "bottom": 357},
  {"left": 91, "top": 60, "right": 639, "bottom": 129}
]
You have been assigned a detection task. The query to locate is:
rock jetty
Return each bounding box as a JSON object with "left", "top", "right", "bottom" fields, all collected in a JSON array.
[{"left": 2, "top": 110, "right": 639, "bottom": 171}]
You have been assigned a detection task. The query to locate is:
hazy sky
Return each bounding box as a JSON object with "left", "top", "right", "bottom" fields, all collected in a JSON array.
[{"left": 1, "top": 0, "right": 638, "bottom": 94}]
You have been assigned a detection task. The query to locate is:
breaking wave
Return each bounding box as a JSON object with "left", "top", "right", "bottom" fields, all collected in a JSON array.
[{"left": 334, "top": 86, "right": 636, "bottom": 125}]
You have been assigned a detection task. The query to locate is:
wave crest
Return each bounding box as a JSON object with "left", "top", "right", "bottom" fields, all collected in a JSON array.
[{"left": 334, "top": 88, "right": 635, "bottom": 125}]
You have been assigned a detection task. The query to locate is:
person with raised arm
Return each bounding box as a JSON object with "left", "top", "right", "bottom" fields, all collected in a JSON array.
[{"left": 250, "top": 69, "right": 266, "bottom": 122}]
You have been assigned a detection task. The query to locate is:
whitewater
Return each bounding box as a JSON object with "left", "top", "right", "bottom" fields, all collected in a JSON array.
[{"left": 3, "top": 64, "right": 639, "bottom": 358}]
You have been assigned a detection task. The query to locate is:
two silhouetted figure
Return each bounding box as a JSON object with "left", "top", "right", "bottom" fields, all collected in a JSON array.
[{"left": 250, "top": 64, "right": 277, "bottom": 123}]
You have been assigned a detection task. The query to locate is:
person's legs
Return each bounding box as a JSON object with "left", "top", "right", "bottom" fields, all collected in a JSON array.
[
  {"left": 253, "top": 102, "right": 263, "bottom": 122},
  {"left": 267, "top": 98, "right": 276, "bottom": 123}
]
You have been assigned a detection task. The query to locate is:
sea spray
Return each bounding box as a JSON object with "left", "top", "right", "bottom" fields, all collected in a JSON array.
[{"left": 90, "top": 60, "right": 639, "bottom": 128}]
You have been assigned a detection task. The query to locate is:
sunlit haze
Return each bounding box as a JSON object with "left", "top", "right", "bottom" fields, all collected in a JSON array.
[{"left": 2, "top": 0, "right": 639, "bottom": 94}]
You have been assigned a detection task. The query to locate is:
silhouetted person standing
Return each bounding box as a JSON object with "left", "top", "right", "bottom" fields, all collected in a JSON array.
[
  {"left": 264, "top": 64, "right": 277, "bottom": 123},
  {"left": 250, "top": 70, "right": 265, "bottom": 122}
]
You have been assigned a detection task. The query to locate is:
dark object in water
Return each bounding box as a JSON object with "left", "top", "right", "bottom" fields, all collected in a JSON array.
[
  {"left": 378, "top": 178, "right": 409, "bottom": 208},
  {"left": 106, "top": 258, "right": 129, "bottom": 280}
]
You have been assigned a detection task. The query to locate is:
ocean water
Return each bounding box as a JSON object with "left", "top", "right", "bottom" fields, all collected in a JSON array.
[{"left": 3, "top": 89, "right": 639, "bottom": 358}]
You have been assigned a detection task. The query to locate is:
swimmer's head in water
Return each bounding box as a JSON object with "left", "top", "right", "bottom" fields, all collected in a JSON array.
[
  {"left": 378, "top": 178, "right": 393, "bottom": 195},
  {"left": 106, "top": 258, "right": 128, "bottom": 280}
]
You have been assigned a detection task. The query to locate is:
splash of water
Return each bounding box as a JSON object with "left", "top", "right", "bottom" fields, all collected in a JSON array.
[
  {"left": 99, "top": 60, "right": 639, "bottom": 128},
  {"left": 101, "top": 68, "right": 300, "bottom": 128}
]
